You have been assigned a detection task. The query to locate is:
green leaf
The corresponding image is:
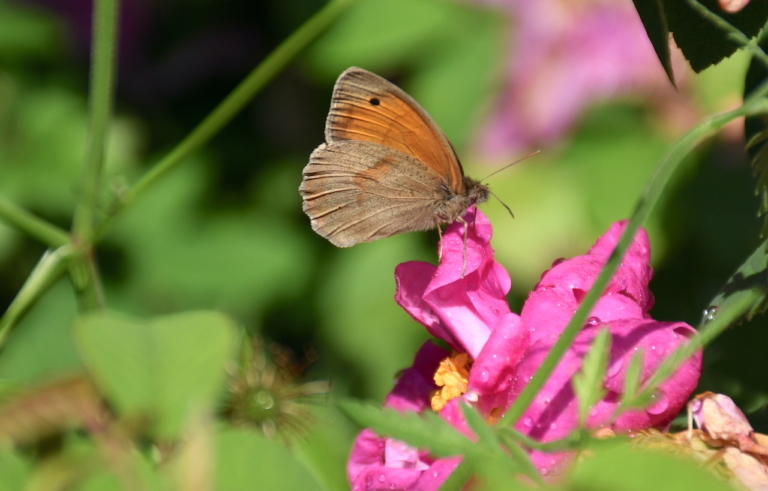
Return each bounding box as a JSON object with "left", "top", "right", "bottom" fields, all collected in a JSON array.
[
  {"left": 632, "top": 0, "right": 768, "bottom": 74},
  {"left": 568, "top": 444, "right": 734, "bottom": 491},
  {"left": 73, "top": 310, "right": 236, "bottom": 437},
  {"left": 215, "top": 428, "right": 322, "bottom": 491},
  {"left": 664, "top": 0, "right": 768, "bottom": 72},
  {"left": 705, "top": 238, "right": 768, "bottom": 325},
  {"left": 0, "top": 451, "right": 30, "bottom": 491},
  {"left": 620, "top": 350, "right": 650, "bottom": 409},
  {"left": 631, "top": 0, "right": 675, "bottom": 85},
  {"left": 459, "top": 402, "right": 498, "bottom": 450},
  {"left": 338, "top": 399, "right": 472, "bottom": 458},
  {"left": 572, "top": 328, "right": 610, "bottom": 426},
  {"left": 744, "top": 47, "right": 768, "bottom": 237}
]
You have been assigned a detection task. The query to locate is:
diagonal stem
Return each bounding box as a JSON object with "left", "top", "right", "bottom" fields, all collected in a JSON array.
[
  {"left": 499, "top": 97, "right": 768, "bottom": 428},
  {"left": 0, "top": 246, "right": 76, "bottom": 348},
  {"left": 0, "top": 196, "right": 69, "bottom": 248},
  {"left": 96, "top": 0, "right": 357, "bottom": 237}
]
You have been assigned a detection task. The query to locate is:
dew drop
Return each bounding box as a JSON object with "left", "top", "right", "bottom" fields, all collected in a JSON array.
[
  {"left": 479, "top": 370, "right": 490, "bottom": 383},
  {"left": 378, "top": 475, "right": 386, "bottom": 483},
  {"left": 523, "top": 417, "right": 533, "bottom": 428},
  {"left": 647, "top": 391, "right": 669, "bottom": 415},
  {"left": 586, "top": 316, "right": 601, "bottom": 327},
  {"left": 703, "top": 306, "right": 720, "bottom": 321}
]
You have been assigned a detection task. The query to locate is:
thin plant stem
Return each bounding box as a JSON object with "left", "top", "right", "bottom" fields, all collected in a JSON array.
[
  {"left": 499, "top": 97, "right": 768, "bottom": 429},
  {"left": 0, "top": 196, "right": 69, "bottom": 248},
  {"left": 96, "top": 0, "right": 356, "bottom": 237},
  {"left": 72, "top": 0, "right": 118, "bottom": 243},
  {"left": 0, "top": 246, "right": 75, "bottom": 348},
  {"left": 69, "top": 0, "right": 119, "bottom": 312}
]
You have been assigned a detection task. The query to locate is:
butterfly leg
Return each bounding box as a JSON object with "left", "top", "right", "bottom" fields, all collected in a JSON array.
[
  {"left": 436, "top": 220, "right": 444, "bottom": 261},
  {"left": 456, "top": 216, "right": 468, "bottom": 277}
]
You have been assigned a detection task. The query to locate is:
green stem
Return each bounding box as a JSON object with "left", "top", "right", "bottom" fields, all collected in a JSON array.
[
  {"left": 96, "top": 0, "right": 356, "bottom": 237},
  {"left": 499, "top": 98, "right": 768, "bottom": 429},
  {"left": 69, "top": 0, "right": 118, "bottom": 312},
  {"left": 72, "top": 0, "right": 118, "bottom": 242},
  {"left": 0, "top": 246, "right": 75, "bottom": 348},
  {"left": 0, "top": 196, "right": 69, "bottom": 248}
]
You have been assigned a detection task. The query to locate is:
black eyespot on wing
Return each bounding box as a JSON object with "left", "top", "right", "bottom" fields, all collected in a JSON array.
[{"left": 369, "top": 97, "right": 380, "bottom": 106}]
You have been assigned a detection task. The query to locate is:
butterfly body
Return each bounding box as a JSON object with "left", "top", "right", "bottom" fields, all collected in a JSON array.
[{"left": 300, "top": 67, "right": 488, "bottom": 247}]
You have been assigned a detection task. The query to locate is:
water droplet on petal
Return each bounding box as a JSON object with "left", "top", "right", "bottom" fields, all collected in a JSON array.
[
  {"left": 479, "top": 370, "right": 490, "bottom": 383},
  {"left": 608, "top": 359, "right": 623, "bottom": 377},
  {"left": 523, "top": 417, "right": 533, "bottom": 428},
  {"left": 378, "top": 475, "right": 386, "bottom": 483},
  {"left": 647, "top": 391, "right": 669, "bottom": 415},
  {"left": 586, "top": 316, "right": 601, "bottom": 327}
]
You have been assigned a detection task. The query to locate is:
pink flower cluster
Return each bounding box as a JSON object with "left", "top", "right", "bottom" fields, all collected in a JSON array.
[
  {"left": 470, "top": 0, "right": 686, "bottom": 158},
  {"left": 348, "top": 208, "right": 702, "bottom": 490}
]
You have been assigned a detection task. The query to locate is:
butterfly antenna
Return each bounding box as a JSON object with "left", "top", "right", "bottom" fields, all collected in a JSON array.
[
  {"left": 490, "top": 191, "right": 515, "bottom": 219},
  {"left": 479, "top": 150, "right": 541, "bottom": 182}
]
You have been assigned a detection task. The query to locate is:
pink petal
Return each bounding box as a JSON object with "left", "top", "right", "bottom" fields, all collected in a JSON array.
[
  {"left": 395, "top": 208, "right": 511, "bottom": 359},
  {"left": 468, "top": 312, "right": 529, "bottom": 415}
]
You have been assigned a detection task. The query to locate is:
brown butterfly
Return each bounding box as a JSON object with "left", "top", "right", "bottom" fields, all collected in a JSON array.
[{"left": 299, "top": 67, "right": 489, "bottom": 247}]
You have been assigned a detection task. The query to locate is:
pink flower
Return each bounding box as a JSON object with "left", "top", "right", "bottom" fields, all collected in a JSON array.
[
  {"left": 513, "top": 220, "right": 702, "bottom": 472},
  {"left": 469, "top": 0, "right": 685, "bottom": 158},
  {"left": 347, "top": 208, "right": 702, "bottom": 486},
  {"left": 348, "top": 342, "right": 462, "bottom": 491}
]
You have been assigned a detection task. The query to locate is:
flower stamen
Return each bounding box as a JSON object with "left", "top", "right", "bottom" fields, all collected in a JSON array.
[{"left": 431, "top": 353, "right": 471, "bottom": 411}]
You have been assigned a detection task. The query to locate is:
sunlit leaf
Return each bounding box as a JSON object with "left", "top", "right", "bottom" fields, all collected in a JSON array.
[
  {"left": 74, "top": 310, "right": 236, "bottom": 437},
  {"left": 568, "top": 443, "right": 735, "bottom": 491},
  {"left": 215, "top": 428, "right": 322, "bottom": 491},
  {"left": 572, "top": 328, "right": 610, "bottom": 425}
]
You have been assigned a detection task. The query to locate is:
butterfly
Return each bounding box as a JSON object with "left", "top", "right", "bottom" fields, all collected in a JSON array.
[{"left": 299, "top": 67, "right": 489, "bottom": 247}]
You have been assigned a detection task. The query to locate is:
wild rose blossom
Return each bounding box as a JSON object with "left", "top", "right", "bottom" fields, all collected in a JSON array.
[
  {"left": 347, "top": 207, "right": 702, "bottom": 488},
  {"left": 469, "top": 0, "right": 687, "bottom": 158}
]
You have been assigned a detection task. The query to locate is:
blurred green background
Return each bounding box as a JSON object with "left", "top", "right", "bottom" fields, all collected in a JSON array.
[{"left": 0, "top": 0, "right": 766, "bottom": 481}]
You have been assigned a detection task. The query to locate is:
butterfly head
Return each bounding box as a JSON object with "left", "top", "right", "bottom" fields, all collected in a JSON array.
[{"left": 464, "top": 177, "right": 489, "bottom": 205}]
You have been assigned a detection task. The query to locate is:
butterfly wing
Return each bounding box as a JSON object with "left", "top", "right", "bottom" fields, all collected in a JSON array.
[
  {"left": 300, "top": 141, "right": 445, "bottom": 247},
  {"left": 325, "top": 67, "right": 466, "bottom": 194}
]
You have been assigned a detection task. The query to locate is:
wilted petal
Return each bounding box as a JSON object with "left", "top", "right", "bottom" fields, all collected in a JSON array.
[{"left": 690, "top": 392, "right": 754, "bottom": 442}]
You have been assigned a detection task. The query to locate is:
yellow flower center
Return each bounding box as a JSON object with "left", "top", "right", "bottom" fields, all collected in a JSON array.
[{"left": 431, "top": 353, "right": 471, "bottom": 411}]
